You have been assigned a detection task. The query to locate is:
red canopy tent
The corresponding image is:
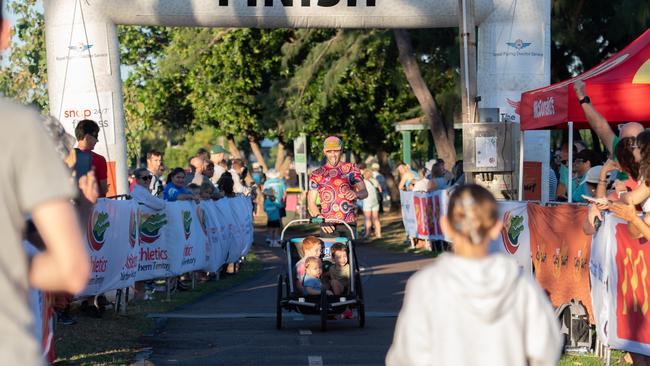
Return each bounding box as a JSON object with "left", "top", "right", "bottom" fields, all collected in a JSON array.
[{"left": 520, "top": 28, "right": 650, "bottom": 130}]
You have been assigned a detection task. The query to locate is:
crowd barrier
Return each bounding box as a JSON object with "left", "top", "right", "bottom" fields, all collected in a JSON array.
[
  {"left": 400, "top": 190, "right": 650, "bottom": 354},
  {"left": 82, "top": 196, "right": 254, "bottom": 297}
]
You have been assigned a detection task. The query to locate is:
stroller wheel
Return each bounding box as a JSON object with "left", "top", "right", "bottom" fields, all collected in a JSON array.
[{"left": 320, "top": 290, "right": 328, "bottom": 332}]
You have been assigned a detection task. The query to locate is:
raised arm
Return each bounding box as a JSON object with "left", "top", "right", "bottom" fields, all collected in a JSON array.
[{"left": 573, "top": 80, "right": 616, "bottom": 153}]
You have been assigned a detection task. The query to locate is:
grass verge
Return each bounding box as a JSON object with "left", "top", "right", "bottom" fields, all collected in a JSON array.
[{"left": 53, "top": 252, "right": 262, "bottom": 365}]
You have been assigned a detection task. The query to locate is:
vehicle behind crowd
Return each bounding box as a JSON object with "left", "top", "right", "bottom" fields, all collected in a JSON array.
[{"left": 275, "top": 218, "right": 365, "bottom": 331}]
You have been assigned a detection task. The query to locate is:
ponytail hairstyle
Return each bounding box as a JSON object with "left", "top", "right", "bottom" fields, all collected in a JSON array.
[
  {"left": 636, "top": 131, "right": 650, "bottom": 186},
  {"left": 614, "top": 137, "right": 640, "bottom": 181},
  {"left": 446, "top": 184, "right": 498, "bottom": 245}
]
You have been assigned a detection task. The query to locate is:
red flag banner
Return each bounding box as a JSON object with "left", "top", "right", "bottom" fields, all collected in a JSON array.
[
  {"left": 528, "top": 204, "right": 593, "bottom": 321},
  {"left": 614, "top": 223, "right": 650, "bottom": 343}
]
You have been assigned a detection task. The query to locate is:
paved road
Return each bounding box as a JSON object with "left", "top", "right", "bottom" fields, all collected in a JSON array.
[{"left": 144, "top": 228, "right": 433, "bottom": 365}]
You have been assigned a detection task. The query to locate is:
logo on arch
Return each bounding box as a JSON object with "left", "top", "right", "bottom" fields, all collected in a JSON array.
[
  {"left": 87, "top": 210, "right": 110, "bottom": 251},
  {"left": 506, "top": 39, "right": 531, "bottom": 50}
]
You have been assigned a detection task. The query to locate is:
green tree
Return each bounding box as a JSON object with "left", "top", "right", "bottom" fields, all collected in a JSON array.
[{"left": 0, "top": 0, "right": 48, "bottom": 112}]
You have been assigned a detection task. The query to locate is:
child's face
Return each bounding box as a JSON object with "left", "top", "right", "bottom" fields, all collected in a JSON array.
[
  {"left": 201, "top": 190, "right": 213, "bottom": 200},
  {"left": 306, "top": 262, "right": 322, "bottom": 278},
  {"left": 333, "top": 250, "right": 348, "bottom": 267},
  {"left": 304, "top": 245, "right": 321, "bottom": 258}
]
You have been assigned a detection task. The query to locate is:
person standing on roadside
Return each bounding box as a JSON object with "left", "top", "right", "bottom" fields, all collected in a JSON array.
[
  {"left": 0, "top": 2, "right": 90, "bottom": 363},
  {"left": 307, "top": 136, "right": 368, "bottom": 237},
  {"left": 210, "top": 145, "right": 230, "bottom": 184},
  {"left": 145, "top": 150, "right": 164, "bottom": 197},
  {"left": 74, "top": 119, "right": 109, "bottom": 197}
]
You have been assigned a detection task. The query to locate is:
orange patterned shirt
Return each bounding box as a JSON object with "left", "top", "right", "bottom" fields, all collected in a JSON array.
[{"left": 309, "top": 162, "right": 363, "bottom": 224}]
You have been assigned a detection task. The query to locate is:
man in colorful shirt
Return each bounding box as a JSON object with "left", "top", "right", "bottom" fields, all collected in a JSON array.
[{"left": 308, "top": 136, "right": 368, "bottom": 237}]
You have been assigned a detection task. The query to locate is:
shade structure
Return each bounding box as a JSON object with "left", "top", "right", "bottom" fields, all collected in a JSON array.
[{"left": 520, "top": 28, "right": 650, "bottom": 130}]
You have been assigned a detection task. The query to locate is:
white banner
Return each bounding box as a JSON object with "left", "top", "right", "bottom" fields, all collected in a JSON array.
[
  {"left": 200, "top": 201, "right": 226, "bottom": 273},
  {"left": 487, "top": 201, "right": 532, "bottom": 275},
  {"left": 592, "top": 214, "right": 650, "bottom": 355},
  {"left": 81, "top": 199, "right": 139, "bottom": 297},
  {"left": 135, "top": 206, "right": 171, "bottom": 281},
  {"left": 590, "top": 213, "right": 614, "bottom": 346},
  {"left": 213, "top": 199, "right": 241, "bottom": 264},
  {"left": 399, "top": 190, "right": 450, "bottom": 241},
  {"left": 78, "top": 198, "right": 253, "bottom": 295},
  {"left": 164, "top": 201, "right": 207, "bottom": 274}
]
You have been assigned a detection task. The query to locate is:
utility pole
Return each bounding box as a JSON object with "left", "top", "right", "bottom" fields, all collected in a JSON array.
[
  {"left": 459, "top": 0, "right": 477, "bottom": 184},
  {"left": 458, "top": 0, "right": 477, "bottom": 125}
]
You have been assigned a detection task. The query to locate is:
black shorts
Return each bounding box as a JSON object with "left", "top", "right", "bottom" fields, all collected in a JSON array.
[{"left": 267, "top": 220, "right": 281, "bottom": 228}]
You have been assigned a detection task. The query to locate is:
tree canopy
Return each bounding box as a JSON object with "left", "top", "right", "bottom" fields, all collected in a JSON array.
[{"left": 0, "top": 0, "right": 647, "bottom": 169}]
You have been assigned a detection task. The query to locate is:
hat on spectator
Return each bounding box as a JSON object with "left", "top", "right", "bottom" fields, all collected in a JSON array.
[
  {"left": 323, "top": 136, "right": 342, "bottom": 151},
  {"left": 582, "top": 165, "right": 603, "bottom": 184},
  {"left": 211, "top": 144, "right": 230, "bottom": 154},
  {"left": 574, "top": 149, "right": 600, "bottom": 166},
  {"left": 252, "top": 162, "right": 260, "bottom": 169},
  {"left": 371, "top": 162, "right": 380, "bottom": 171},
  {"left": 267, "top": 169, "right": 280, "bottom": 179}
]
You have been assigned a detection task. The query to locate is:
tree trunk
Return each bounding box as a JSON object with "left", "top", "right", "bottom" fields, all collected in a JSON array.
[
  {"left": 378, "top": 149, "right": 401, "bottom": 211},
  {"left": 248, "top": 135, "right": 268, "bottom": 172},
  {"left": 275, "top": 141, "right": 286, "bottom": 172},
  {"left": 227, "top": 134, "right": 241, "bottom": 159},
  {"left": 394, "top": 29, "right": 456, "bottom": 171}
]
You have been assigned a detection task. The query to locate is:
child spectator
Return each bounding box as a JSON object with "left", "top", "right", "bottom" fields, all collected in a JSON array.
[
  {"left": 188, "top": 183, "right": 201, "bottom": 201},
  {"left": 295, "top": 236, "right": 323, "bottom": 283},
  {"left": 263, "top": 188, "right": 282, "bottom": 247},
  {"left": 302, "top": 256, "right": 332, "bottom": 296},
  {"left": 200, "top": 182, "right": 214, "bottom": 201},
  {"left": 163, "top": 167, "right": 194, "bottom": 201},
  {"left": 386, "top": 184, "right": 561, "bottom": 366}
]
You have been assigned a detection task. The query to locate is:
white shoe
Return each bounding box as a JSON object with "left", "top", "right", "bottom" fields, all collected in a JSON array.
[{"left": 271, "top": 240, "right": 281, "bottom": 248}]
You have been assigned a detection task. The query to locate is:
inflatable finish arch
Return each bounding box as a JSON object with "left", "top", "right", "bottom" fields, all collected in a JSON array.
[{"left": 44, "top": 0, "right": 549, "bottom": 195}]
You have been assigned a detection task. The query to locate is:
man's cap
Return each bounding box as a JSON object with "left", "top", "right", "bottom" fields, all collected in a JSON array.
[
  {"left": 574, "top": 149, "right": 600, "bottom": 166},
  {"left": 582, "top": 165, "right": 603, "bottom": 184},
  {"left": 323, "top": 136, "right": 342, "bottom": 151},
  {"left": 211, "top": 144, "right": 230, "bottom": 154}
]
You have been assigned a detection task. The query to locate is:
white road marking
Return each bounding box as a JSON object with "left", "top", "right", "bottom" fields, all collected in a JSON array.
[
  {"left": 299, "top": 329, "right": 312, "bottom": 335},
  {"left": 308, "top": 356, "right": 323, "bottom": 366},
  {"left": 298, "top": 336, "right": 310, "bottom": 346}
]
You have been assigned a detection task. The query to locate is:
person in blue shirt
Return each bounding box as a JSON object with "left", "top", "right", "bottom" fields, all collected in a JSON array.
[
  {"left": 163, "top": 167, "right": 195, "bottom": 201},
  {"left": 264, "top": 169, "right": 287, "bottom": 202},
  {"left": 263, "top": 188, "right": 283, "bottom": 247},
  {"left": 570, "top": 149, "right": 602, "bottom": 203}
]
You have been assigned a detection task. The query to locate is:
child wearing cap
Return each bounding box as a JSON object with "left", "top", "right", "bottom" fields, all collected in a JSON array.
[{"left": 263, "top": 188, "right": 283, "bottom": 247}]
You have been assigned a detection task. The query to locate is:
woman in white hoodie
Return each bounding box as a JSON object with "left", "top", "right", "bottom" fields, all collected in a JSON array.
[{"left": 386, "top": 184, "right": 562, "bottom": 366}]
